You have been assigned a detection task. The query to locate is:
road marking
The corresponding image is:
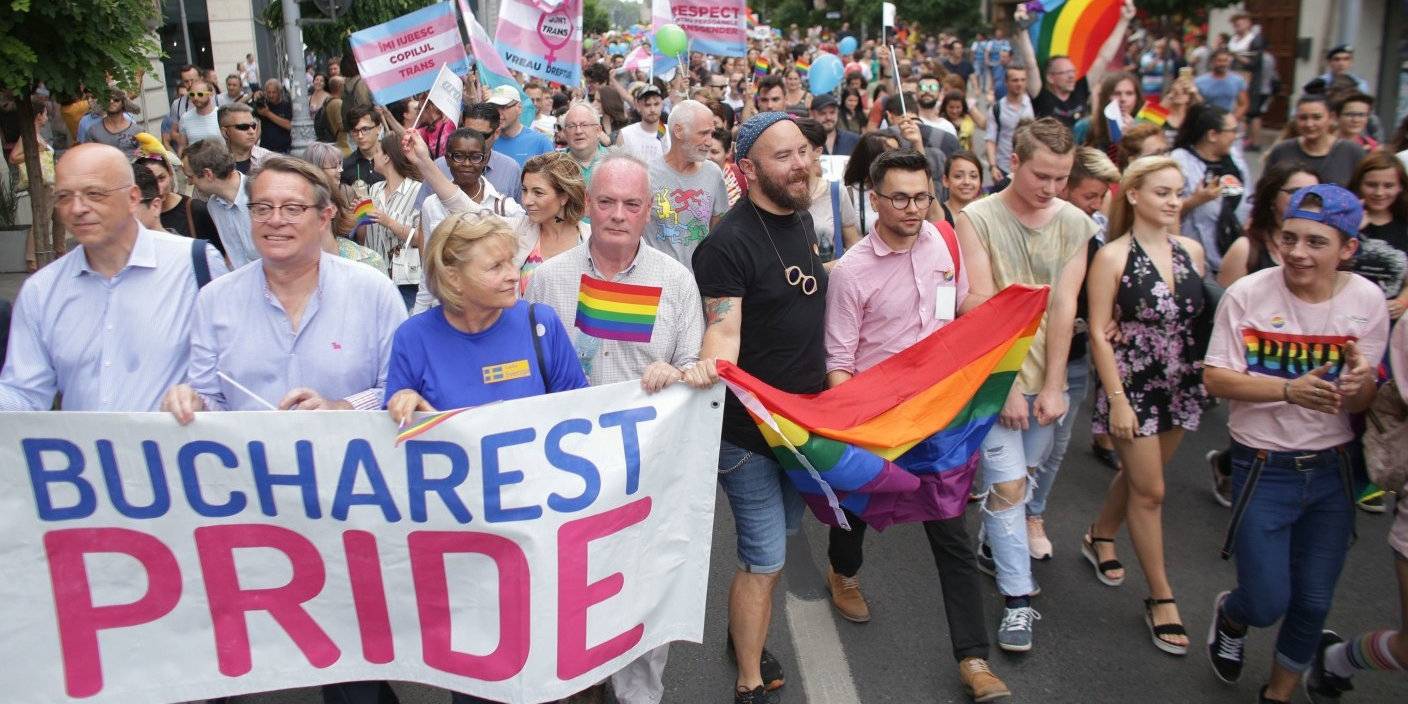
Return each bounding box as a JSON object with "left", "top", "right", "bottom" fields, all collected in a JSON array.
[{"left": 783, "top": 584, "right": 859, "bottom": 703}]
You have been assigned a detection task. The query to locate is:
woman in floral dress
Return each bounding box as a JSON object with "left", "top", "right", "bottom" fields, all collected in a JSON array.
[{"left": 1084, "top": 156, "right": 1208, "bottom": 656}]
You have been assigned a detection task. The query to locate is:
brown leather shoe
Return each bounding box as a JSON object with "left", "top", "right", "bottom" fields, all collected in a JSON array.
[
  {"left": 826, "top": 566, "right": 871, "bottom": 623},
  {"left": 959, "top": 657, "right": 1011, "bottom": 702}
]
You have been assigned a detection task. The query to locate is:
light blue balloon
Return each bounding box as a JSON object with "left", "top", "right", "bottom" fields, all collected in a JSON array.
[
  {"left": 838, "top": 36, "right": 858, "bottom": 55},
  {"left": 808, "top": 53, "right": 845, "bottom": 94}
]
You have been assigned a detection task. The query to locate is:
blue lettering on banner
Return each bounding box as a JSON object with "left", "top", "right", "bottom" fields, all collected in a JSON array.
[
  {"left": 178, "top": 441, "right": 246, "bottom": 518},
  {"left": 248, "top": 440, "right": 322, "bottom": 519},
  {"left": 482, "top": 428, "right": 543, "bottom": 523},
  {"left": 331, "top": 440, "right": 401, "bottom": 522},
  {"left": 24, "top": 438, "right": 96, "bottom": 521},
  {"left": 97, "top": 439, "right": 171, "bottom": 520},
  {"left": 406, "top": 441, "right": 472, "bottom": 524},
  {"left": 599, "top": 407, "right": 657, "bottom": 496},
  {"left": 545, "top": 418, "right": 599, "bottom": 513}
]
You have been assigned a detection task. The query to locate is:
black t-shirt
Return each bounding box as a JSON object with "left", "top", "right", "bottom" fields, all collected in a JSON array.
[
  {"left": 259, "top": 99, "right": 293, "bottom": 153},
  {"left": 942, "top": 59, "right": 975, "bottom": 83},
  {"left": 692, "top": 200, "right": 829, "bottom": 455},
  {"left": 1032, "top": 78, "right": 1090, "bottom": 128},
  {"left": 1362, "top": 217, "right": 1408, "bottom": 255},
  {"left": 160, "top": 195, "right": 226, "bottom": 256},
  {"left": 342, "top": 151, "right": 384, "bottom": 187}
]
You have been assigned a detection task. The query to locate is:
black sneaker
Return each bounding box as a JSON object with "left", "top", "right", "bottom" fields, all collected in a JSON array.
[
  {"left": 726, "top": 635, "right": 785, "bottom": 691},
  {"left": 1304, "top": 630, "right": 1354, "bottom": 702},
  {"left": 734, "top": 685, "right": 779, "bottom": 704},
  {"left": 1207, "top": 591, "right": 1246, "bottom": 684}
]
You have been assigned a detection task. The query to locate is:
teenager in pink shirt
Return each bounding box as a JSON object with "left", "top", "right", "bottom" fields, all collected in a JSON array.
[{"left": 1203, "top": 184, "right": 1388, "bottom": 704}]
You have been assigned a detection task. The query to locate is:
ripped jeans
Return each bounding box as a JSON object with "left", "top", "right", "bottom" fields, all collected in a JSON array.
[{"left": 977, "top": 393, "right": 1064, "bottom": 597}]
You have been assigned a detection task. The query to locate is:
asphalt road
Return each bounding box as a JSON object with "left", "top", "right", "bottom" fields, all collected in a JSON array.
[{"left": 228, "top": 400, "right": 1404, "bottom": 704}]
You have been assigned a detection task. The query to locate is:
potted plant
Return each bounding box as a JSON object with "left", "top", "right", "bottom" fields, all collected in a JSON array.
[{"left": 0, "top": 170, "right": 30, "bottom": 273}]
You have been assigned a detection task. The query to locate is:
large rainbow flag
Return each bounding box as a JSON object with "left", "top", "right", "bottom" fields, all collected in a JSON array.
[
  {"left": 717, "top": 285, "right": 1049, "bottom": 530},
  {"left": 1024, "top": 0, "right": 1124, "bottom": 79}
]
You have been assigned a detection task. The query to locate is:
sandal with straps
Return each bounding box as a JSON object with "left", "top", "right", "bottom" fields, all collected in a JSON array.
[
  {"left": 1081, "top": 526, "right": 1124, "bottom": 587},
  {"left": 1144, "top": 597, "right": 1189, "bottom": 656}
]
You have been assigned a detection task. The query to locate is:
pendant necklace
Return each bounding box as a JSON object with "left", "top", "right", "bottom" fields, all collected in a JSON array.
[{"left": 750, "top": 201, "right": 819, "bottom": 295}]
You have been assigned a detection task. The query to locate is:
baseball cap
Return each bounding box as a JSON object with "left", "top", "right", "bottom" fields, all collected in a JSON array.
[
  {"left": 632, "top": 83, "right": 663, "bottom": 100},
  {"left": 1284, "top": 184, "right": 1363, "bottom": 239},
  {"left": 487, "top": 85, "right": 520, "bottom": 107},
  {"left": 810, "top": 93, "right": 839, "bottom": 112}
]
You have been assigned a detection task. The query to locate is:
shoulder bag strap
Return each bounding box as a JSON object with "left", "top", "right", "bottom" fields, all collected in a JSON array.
[
  {"left": 934, "top": 219, "right": 961, "bottom": 280},
  {"left": 190, "top": 238, "right": 212, "bottom": 289},
  {"left": 184, "top": 196, "right": 196, "bottom": 237},
  {"left": 829, "top": 180, "right": 843, "bottom": 257},
  {"left": 526, "top": 303, "right": 548, "bottom": 393}
]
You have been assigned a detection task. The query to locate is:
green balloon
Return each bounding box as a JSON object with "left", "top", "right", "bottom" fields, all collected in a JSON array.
[{"left": 656, "top": 24, "right": 688, "bottom": 56}]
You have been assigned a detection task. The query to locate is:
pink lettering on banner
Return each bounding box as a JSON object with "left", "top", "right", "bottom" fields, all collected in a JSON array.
[
  {"left": 556, "top": 498, "right": 651, "bottom": 680},
  {"left": 409, "top": 531, "right": 531, "bottom": 681},
  {"left": 344, "top": 530, "right": 395, "bottom": 664},
  {"left": 44, "top": 528, "right": 183, "bottom": 698},
  {"left": 195, "top": 524, "right": 341, "bottom": 676}
]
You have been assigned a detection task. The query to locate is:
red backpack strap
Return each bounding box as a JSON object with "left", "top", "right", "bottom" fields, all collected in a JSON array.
[{"left": 932, "top": 219, "right": 962, "bottom": 280}]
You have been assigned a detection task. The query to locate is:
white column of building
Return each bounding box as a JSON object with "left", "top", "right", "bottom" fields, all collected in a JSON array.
[{"left": 207, "top": 0, "right": 260, "bottom": 83}]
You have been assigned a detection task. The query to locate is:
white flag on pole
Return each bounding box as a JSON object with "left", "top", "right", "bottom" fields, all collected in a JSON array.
[
  {"left": 882, "top": 2, "right": 896, "bottom": 30},
  {"left": 425, "top": 63, "right": 464, "bottom": 128}
]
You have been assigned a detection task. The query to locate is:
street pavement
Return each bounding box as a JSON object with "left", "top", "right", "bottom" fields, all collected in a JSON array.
[{"left": 231, "top": 401, "right": 1404, "bottom": 704}]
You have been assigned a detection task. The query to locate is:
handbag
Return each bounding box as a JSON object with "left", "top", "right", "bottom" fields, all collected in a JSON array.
[{"left": 1364, "top": 378, "right": 1408, "bottom": 492}]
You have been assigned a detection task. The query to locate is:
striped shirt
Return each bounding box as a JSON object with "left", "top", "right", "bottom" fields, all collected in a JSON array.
[
  {"left": 524, "top": 241, "right": 702, "bottom": 386},
  {"left": 367, "top": 176, "right": 423, "bottom": 282}
]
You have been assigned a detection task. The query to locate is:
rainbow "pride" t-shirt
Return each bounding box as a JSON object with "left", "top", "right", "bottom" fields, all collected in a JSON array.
[{"left": 1205, "top": 267, "right": 1389, "bottom": 452}]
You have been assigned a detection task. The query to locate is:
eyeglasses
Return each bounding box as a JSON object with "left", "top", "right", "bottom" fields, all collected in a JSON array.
[
  {"left": 248, "top": 202, "right": 317, "bottom": 221},
  {"left": 563, "top": 121, "right": 597, "bottom": 131},
  {"left": 188, "top": 91, "right": 210, "bottom": 98},
  {"left": 54, "top": 185, "right": 133, "bottom": 207},
  {"left": 350, "top": 126, "right": 379, "bottom": 136},
  {"left": 1339, "top": 111, "right": 1369, "bottom": 119},
  {"left": 224, "top": 122, "right": 258, "bottom": 131},
  {"left": 447, "top": 151, "right": 487, "bottom": 165},
  {"left": 876, "top": 191, "right": 935, "bottom": 210}
]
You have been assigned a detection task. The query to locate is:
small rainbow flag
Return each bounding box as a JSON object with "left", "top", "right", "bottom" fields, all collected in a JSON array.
[
  {"left": 575, "top": 275, "right": 661, "bottom": 343},
  {"left": 353, "top": 198, "right": 375, "bottom": 229},
  {"left": 1024, "top": 0, "right": 1123, "bottom": 79},
  {"left": 1136, "top": 97, "right": 1170, "bottom": 127},
  {"left": 718, "top": 285, "right": 1048, "bottom": 530},
  {"left": 794, "top": 57, "right": 810, "bottom": 74},
  {"left": 754, "top": 56, "right": 770, "bottom": 79},
  {"left": 395, "top": 408, "right": 469, "bottom": 445}
]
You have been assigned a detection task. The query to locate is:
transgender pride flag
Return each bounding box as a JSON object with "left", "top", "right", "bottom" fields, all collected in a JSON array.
[
  {"left": 457, "top": 0, "right": 536, "bottom": 127},
  {"left": 348, "top": 3, "right": 470, "bottom": 105}
]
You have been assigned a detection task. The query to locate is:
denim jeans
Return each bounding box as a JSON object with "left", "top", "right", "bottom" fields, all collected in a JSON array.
[
  {"left": 1221, "top": 441, "right": 1357, "bottom": 673},
  {"left": 828, "top": 509, "right": 990, "bottom": 661},
  {"left": 976, "top": 393, "right": 1063, "bottom": 597},
  {"left": 716, "top": 439, "right": 804, "bottom": 573},
  {"left": 1029, "top": 356, "right": 1090, "bottom": 517}
]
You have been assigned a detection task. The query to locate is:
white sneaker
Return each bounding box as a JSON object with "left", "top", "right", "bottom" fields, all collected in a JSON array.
[{"left": 1026, "top": 515, "right": 1052, "bottom": 560}]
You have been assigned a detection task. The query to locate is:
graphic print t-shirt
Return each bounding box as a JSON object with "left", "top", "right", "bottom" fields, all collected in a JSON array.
[
  {"left": 644, "top": 159, "right": 730, "bottom": 272},
  {"left": 1204, "top": 267, "right": 1388, "bottom": 451}
]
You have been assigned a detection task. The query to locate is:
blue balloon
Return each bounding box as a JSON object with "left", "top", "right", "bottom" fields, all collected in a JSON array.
[
  {"left": 838, "top": 36, "right": 858, "bottom": 55},
  {"left": 808, "top": 53, "right": 845, "bottom": 95}
]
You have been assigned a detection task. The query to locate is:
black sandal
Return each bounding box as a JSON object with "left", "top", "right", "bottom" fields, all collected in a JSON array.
[
  {"left": 1081, "top": 526, "right": 1124, "bottom": 587},
  {"left": 1144, "top": 598, "right": 1189, "bottom": 656}
]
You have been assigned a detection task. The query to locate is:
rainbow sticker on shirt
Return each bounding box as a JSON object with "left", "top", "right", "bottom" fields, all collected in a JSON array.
[
  {"left": 1242, "top": 328, "right": 1353, "bottom": 380},
  {"left": 575, "top": 275, "right": 661, "bottom": 343}
]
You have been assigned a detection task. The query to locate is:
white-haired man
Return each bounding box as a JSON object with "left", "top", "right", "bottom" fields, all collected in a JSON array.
[{"left": 645, "top": 99, "right": 729, "bottom": 271}]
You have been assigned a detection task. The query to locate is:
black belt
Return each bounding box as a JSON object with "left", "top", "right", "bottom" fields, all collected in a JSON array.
[{"left": 1219, "top": 441, "right": 1357, "bottom": 560}]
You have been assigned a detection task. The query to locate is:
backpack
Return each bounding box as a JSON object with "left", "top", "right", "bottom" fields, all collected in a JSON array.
[
  {"left": 1364, "top": 379, "right": 1408, "bottom": 493},
  {"left": 312, "top": 103, "right": 334, "bottom": 143}
]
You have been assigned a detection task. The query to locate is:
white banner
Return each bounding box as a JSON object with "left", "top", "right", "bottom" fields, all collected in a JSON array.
[
  {"left": 427, "top": 63, "right": 465, "bottom": 128},
  {"left": 0, "top": 382, "right": 724, "bottom": 704}
]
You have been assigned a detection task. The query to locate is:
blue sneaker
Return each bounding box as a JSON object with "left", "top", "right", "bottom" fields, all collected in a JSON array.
[{"left": 997, "top": 605, "right": 1040, "bottom": 652}]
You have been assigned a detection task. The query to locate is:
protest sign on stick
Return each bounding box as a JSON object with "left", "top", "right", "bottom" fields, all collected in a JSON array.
[
  {"left": 0, "top": 382, "right": 723, "bottom": 704},
  {"left": 350, "top": 3, "right": 470, "bottom": 106},
  {"left": 495, "top": 0, "right": 584, "bottom": 87}
]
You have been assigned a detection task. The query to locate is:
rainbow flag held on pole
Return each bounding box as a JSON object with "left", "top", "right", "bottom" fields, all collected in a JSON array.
[
  {"left": 575, "top": 275, "right": 662, "bottom": 343},
  {"left": 1136, "top": 96, "right": 1170, "bottom": 126},
  {"left": 352, "top": 199, "right": 375, "bottom": 229},
  {"left": 794, "top": 57, "right": 810, "bottom": 74},
  {"left": 1023, "top": 0, "right": 1124, "bottom": 79},
  {"left": 717, "top": 285, "right": 1049, "bottom": 530},
  {"left": 753, "top": 56, "right": 770, "bottom": 79}
]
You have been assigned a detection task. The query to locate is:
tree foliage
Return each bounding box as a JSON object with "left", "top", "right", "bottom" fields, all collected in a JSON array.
[
  {"left": 583, "top": 0, "right": 611, "bottom": 36},
  {"left": 753, "top": 0, "right": 982, "bottom": 37},
  {"left": 0, "top": 0, "right": 161, "bottom": 99},
  {"left": 261, "top": 0, "right": 439, "bottom": 58}
]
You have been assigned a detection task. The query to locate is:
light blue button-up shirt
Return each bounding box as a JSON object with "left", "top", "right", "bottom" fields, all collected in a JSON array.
[
  {"left": 188, "top": 251, "right": 406, "bottom": 411},
  {"left": 205, "top": 172, "right": 259, "bottom": 268},
  {"left": 0, "top": 224, "right": 229, "bottom": 411}
]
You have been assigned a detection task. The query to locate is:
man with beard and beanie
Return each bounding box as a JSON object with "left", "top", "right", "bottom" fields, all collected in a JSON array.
[{"left": 684, "top": 112, "right": 827, "bottom": 704}]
